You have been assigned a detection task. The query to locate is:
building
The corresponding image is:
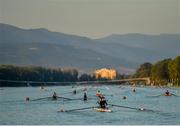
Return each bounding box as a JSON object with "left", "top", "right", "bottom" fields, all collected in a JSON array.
[{"left": 95, "top": 68, "right": 117, "bottom": 79}]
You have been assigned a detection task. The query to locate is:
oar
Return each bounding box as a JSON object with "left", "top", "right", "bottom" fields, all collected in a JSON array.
[
  {"left": 105, "top": 94, "right": 114, "bottom": 97},
  {"left": 147, "top": 93, "right": 180, "bottom": 97},
  {"left": 31, "top": 96, "right": 73, "bottom": 101},
  {"left": 108, "top": 104, "right": 156, "bottom": 112},
  {"left": 60, "top": 97, "right": 97, "bottom": 101},
  {"left": 56, "top": 96, "right": 75, "bottom": 100},
  {"left": 146, "top": 94, "right": 163, "bottom": 97},
  {"left": 171, "top": 93, "right": 180, "bottom": 97},
  {"left": 31, "top": 97, "right": 51, "bottom": 101},
  {"left": 58, "top": 106, "right": 98, "bottom": 112},
  {"left": 61, "top": 91, "right": 73, "bottom": 95}
]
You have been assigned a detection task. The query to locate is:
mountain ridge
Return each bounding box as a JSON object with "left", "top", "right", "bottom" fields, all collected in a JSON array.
[{"left": 0, "top": 23, "right": 180, "bottom": 73}]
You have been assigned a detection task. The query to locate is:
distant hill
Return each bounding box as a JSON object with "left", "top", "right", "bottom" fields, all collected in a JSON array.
[
  {"left": 95, "top": 33, "right": 180, "bottom": 63},
  {"left": 0, "top": 23, "right": 136, "bottom": 73},
  {"left": 0, "top": 23, "right": 180, "bottom": 73}
]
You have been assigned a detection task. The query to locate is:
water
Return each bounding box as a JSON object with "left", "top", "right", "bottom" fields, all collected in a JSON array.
[{"left": 0, "top": 85, "right": 180, "bottom": 125}]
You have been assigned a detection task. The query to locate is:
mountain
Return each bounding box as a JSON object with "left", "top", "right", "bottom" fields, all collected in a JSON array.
[
  {"left": 0, "top": 23, "right": 136, "bottom": 73},
  {"left": 96, "top": 34, "right": 180, "bottom": 62},
  {"left": 0, "top": 23, "right": 180, "bottom": 73}
]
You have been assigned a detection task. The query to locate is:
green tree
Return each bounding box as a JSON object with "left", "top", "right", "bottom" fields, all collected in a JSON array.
[
  {"left": 151, "top": 59, "right": 171, "bottom": 85},
  {"left": 134, "top": 62, "right": 152, "bottom": 78},
  {"left": 168, "top": 56, "right": 180, "bottom": 86}
]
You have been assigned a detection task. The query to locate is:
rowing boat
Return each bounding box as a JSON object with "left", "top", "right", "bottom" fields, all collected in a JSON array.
[
  {"left": 164, "top": 94, "right": 172, "bottom": 96},
  {"left": 94, "top": 108, "right": 112, "bottom": 112}
]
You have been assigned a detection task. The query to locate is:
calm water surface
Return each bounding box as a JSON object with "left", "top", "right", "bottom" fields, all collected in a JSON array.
[{"left": 0, "top": 85, "right": 180, "bottom": 125}]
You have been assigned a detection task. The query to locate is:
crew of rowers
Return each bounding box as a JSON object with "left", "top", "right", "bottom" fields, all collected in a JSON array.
[{"left": 26, "top": 89, "right": 173, "bottom": 102}]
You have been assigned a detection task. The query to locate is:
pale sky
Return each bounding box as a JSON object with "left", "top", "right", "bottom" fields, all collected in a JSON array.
[{"left": 0, "top": 0, "right": 180, "bottom": 38}]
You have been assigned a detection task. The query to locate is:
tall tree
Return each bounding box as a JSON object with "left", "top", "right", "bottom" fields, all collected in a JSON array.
[
  {"left": 168, "top": 56, "right": 180, "bottom": 86},
  {"left": 151, "top": 59, "right": 171, "bottom": 85},
  {"left": 135, "top": 62, "right": 152, "bottom": 77}
]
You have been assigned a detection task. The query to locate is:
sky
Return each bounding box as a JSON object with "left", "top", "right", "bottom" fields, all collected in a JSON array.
[{"left": 0, "top": 0, "right": 180, "bottom": 38}]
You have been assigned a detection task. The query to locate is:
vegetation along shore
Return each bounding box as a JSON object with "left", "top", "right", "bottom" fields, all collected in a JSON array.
[{"left": 0, "top": 56, "right": 179, "bottom": 87}]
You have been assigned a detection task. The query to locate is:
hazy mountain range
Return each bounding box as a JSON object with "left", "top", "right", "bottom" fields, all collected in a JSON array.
[{"left": 0, "top": 23, "right": 180, "bottom": 74}]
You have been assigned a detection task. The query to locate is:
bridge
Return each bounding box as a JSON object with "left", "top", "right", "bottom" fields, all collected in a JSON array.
[
  {"left": 111, "top": 77, "right": 151, "bottom": 85},
  {"left": 0, "top": 77, "right": 151, "bottom": 86},
  {"left": 77, "top": 77, "right": 151, "bottom": 85}
]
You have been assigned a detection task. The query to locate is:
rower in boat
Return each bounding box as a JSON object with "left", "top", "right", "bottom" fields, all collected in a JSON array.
[
  {"left": 132, "top": 88, "right": 136, "bottom": 92},
  {"left": 73, "top": 90, "right": 76, "bottom": 94},
  {"left": 164, "top": 90, "right": 172, "bottom": 96},
  {"left": 84, "top": 92, "right": 87, "bottom": 101},
  {"left": 52, "top": 92, "right": 58, "bottom": 100},
  {"left": 122, "top": 96, "right": 127, "bottom": 100},
  {"left": 26, "top": 97, "right": 30, "bottom": 101},
  {"left": 98, "top": 96, "right": 108, "bottom": 109},
  {"left": 94, "top": 96, "right": 112, "bottom": 112}
]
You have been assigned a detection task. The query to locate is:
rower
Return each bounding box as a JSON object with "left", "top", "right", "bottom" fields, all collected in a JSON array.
[
  {"left": 98, "top": 96, "right": 108, "bottom": 109},
  {"left": 52, "top": 92, "right": 57, "bottom": 100},
  {"left": 73, "top": 90, "right": 76, "bottom": 94},
  {"left": 133, "top": 88, "right": 136, "bottom": 92},
  {"left": 165, "top": 90, "right": 171, "bottom": 96},
  {"left": 26, "top": 97, "right": 30, "bottom": 101},
  {"left": 84, "top": 92, "right": 87, "bottom": 101},
  {"left": 122, "top": 96, "right": 127, "bottom": 100}
]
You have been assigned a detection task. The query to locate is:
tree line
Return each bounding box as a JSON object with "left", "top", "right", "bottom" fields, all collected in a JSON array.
[
  {"left": 0, "top": 65, "right": 80, "bottom": 86},
  {"left": 1, "top": 55, "right": 178, "bottom": 87},
  {"left": 133, "top": 56, "right": 180, "bottom": 86},
  {"left": 0, "top": 65, "right": 125, "bottom": 86}
]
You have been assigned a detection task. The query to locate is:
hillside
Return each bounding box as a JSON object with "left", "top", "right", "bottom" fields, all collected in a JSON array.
[{"left": 0, "top": 23, "right": 180, "bottom": 73}]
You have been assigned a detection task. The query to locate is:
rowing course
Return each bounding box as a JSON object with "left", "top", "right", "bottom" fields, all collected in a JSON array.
[{"left": 0, "top": 85, "right": 180, "bottom": 124}]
